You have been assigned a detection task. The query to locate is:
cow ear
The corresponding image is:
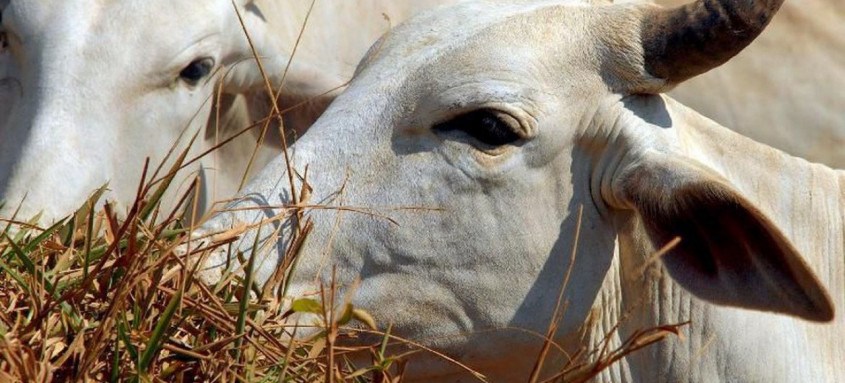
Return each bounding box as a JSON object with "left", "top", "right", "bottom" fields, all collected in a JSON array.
[
  {"left": 612, "top": 151, "right": 834, "bottom": 322},
  {"left": 222, "top": 1, "right": 342, "bottom": 112},
  {"left": 223, "top": 1, "right": 285, "bottom": 93}
]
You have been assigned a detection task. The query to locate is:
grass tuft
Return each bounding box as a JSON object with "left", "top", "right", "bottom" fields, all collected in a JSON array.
[{"left": 0, "top": 168, "right": 686, "bottom": 382}]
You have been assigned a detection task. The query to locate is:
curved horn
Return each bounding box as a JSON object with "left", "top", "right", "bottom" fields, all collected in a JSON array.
[{"left": 641, "top": 0, "right": 784, "bottom": 84}]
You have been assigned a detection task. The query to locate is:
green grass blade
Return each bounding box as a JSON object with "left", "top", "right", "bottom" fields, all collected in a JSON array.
[
  {"left": 2, "top": 231, "right": 82, "bottom": 326},
  {"left": 291, "top": 298, "right": 323, "bottom": 315},
  {"left": 378, "top": 324, "right": 393, "bottom": 361},
  {"left": 159, "top": 228, "right": 188, "bottom": 240},
  {"left": 118, "top": 316, "right": 139, "bottom": 364},
  {"left": 83, "top": 199, "right": 98, "bottom": 280},
  {"left": 77, "top": 184, "right": 109, "bottom": 222},
  {"left": 22, "top": 218, "right": 67, "bottom": 255},
  {"left": 110, "top": 339, "right": 121, "bottom": 383},
  {"left": 60, "top": 215, "right": 76, "bottom": 247},
  {"left": 4, "top": 233, "right": 40, "bottom": 278},
  {"left": 58, "top": 184, "right": 107, "bottom": 248},
  {"left": 139, "top": 144, "right": 191, "bottom": 222},
  {"left": 233, "top": 226, "right": 261, "bottom": 362},
  {"left": 1, "top": 200, "right": 25, "bottom": 239},
  {"left": 139, "top": 289, "right": 182, "bottom": 372},
  {"left": 83, "top": 238, "right": 129, "bottom": 267},
  {"left": 0, "top": 257, "right": 29, "bottom": 294}
]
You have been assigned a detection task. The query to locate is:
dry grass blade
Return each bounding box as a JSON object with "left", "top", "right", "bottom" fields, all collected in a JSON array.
[
  {"left": 230, "top": 0, "right": 301, "bottom": 213},
  {"left": 544, "top": 321, "right": 690, "bottom": 383},
  {"left": 529, "top": 205, "right": 583, "bottom": 383}
]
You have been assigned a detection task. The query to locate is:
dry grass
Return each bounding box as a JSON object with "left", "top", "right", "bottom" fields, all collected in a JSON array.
[
  {"left": 0, "top": 169, "right": 687, "bottom": 382},
  {"left": 0, "top": 162, "right": 426, "bottom": 382}
]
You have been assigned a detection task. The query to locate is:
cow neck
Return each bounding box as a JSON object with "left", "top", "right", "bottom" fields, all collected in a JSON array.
[
  {"left": 585, "top": 95, "right": 845, "bottom": 382},
  {"left": 617, "top": 95, "right": 845, "bottom": 382}
]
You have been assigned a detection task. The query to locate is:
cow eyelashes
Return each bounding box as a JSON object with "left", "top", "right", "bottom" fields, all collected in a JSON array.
[
  {"left": 433, "top": 109, "right": 523, "bottom": 147},
  {"left": 179, "top": 57, "right": 215, "bottom": 86}
]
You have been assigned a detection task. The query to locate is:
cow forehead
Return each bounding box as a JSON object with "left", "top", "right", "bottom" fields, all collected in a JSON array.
[
  {"left": 351, "top": 1, "right": 608, "bottom": 127},
  {"left": 6, "top": 1, "right": 228, "bottom": 52},
  {"left": 3, "top": 0, "right": 236, "bottom": 93},
  {"left": 363, "top": 1, "right": 602, "bottom": 84}
]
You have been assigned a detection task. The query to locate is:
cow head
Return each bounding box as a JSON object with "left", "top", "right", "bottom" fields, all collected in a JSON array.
[
  {"left": 199, "top": 0, "right": 833, "bottom": 378},
  {"left": 0, "top": 0, "right": 307, "bottom": 222}
]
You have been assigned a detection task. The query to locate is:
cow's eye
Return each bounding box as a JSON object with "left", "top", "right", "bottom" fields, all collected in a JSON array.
[
  {"left": 433, "top": 109, "right": 523, "bottom": 147},
  {"left": 179, "top": 57, "right": 214, "bottom": 85}
]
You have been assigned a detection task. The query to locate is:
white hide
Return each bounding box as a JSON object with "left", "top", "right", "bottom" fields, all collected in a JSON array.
[
  {"left": 199, "top": 0, "right": 845, "bottom": 382},
  {"left": 0, "top": 0, "right": 458, "bottom": 223}
]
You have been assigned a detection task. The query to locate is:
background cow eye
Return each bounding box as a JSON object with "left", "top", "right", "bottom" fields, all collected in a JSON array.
[
  {"left": 179, "top": 57, "right": 214, "bottom": 85},
  {"left": 433, "top": 109, "right": 522, "bottom": 147}
]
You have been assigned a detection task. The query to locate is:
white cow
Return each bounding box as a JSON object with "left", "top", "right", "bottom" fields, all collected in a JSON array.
[
  {"left": 198, "top": 0, "right": 845, "bottom": 381},
  {"left": 0, "top": 0, "right": 457, "bottom": 223}
]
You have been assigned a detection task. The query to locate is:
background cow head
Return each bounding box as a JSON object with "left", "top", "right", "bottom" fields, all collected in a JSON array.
[{"left": 0, "top": 0, "right": 317, "bottom": 222}]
